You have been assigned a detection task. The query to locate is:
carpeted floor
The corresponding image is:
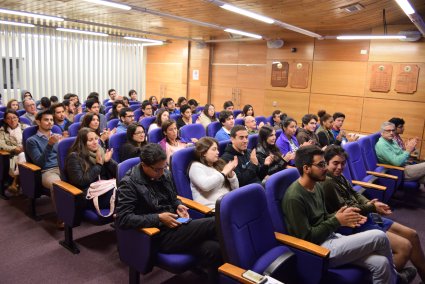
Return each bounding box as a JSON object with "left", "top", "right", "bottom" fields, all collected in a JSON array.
[{"left": 0, "top": 185, "right": 424, "bottom": 283}]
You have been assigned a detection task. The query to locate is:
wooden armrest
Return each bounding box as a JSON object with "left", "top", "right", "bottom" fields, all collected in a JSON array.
[
  {"left": 18, "top": 162, "right": 41, "bottom": 171},
  {"left": 274, "top": 232, "right": 330, "bottom": 258},
  {"left": 351, "top": 180, "right": 386, "bottom": 191},
  {"left": 366, "top": 171, "right": 398, "bottom": 180},
  {"left": 177, "top": 196, "right": 213, "bottom": 215},
  {"left": 139, "top": 227, "right": 160, "bottom": 236},
  {"left": 218, "top": 263, "right": 255, "bottom": 284},
  {"left": 0, "top": 150, "right": 10, "bottom": 156},
  {"left": 376, "top": 163, "right": 405, "bottom": 171},
  {"left": 52, "top": 180, "right": 83, "bottom": 196}
]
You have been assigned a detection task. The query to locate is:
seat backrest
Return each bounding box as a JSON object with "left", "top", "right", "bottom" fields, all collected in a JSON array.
[
  {"left": 233, "top": 110, "right": 242, "bottom": 118},
  {"left": 107, "top": 118, "right": 119, "bottom": 130},
  {"left": 105, "top": 111, "right": 113, "bottom": 121},
  {"left": 234, "top": 118, "right": 244, "bottom": 126},
  {"left": 195, "top": 106, "right": 204, "bottom": 113},
  {"left": 17, "top": 109, "right": 26, "bottom": 116},
  {"left": 247, "top": 134, "right": 258, "bottom": 150},
  {"left": 170, "top": 147, "right": 196, "bottom": 199},
  {"left": 343, "top": 142, "right": 368, "bottom": 181},
  {"left": 170, "top": 113, "right": 179, "bottom": 121},
  {"left": 147, "top": 127, "right": 164, "bottom": 143},
  {"left": 218, "top": 139, "right": 231, "bottom": 156},
  {"left": 358, "top": 136, "right": 379, "bottom": 171},
  {"left": 133, "top": 109, "right": 143, "bottom": 122},
  {"left": 57, "top": 137, "right": 76, "bottom": 181},
  {"left": 191, "top": 113, "right": 199, "bottom": 123},
  {"left": 265, "top": 168, "right": 300, "bottom": 234},
  {"left": 179, "top": 123, "right": 206, "bottom": 141},
  {"left": 216, "top": 183, "right": 280, "bottom": 269},
  {"left": 68, "top": 122, "right": 81, "bottom": 137},
  {"left": 276, "top": 129, "right": 282, "bottom": 139},
  {"left": 368, "top": 132, "right": 381, "bottom": 146},
  {"left": 266, "top": 115, "right": 274, "bottom": 126},
  {"left": 0, "top": 106, "right": 6, "bottom": 112},
  {"left": 0, "top": 111, "right": 4, "bottom": 119},
  {"left": 104, "top": 105, "right": 112, "bottom": 113},
  {"left": 117, "top": 157, "right": 140, "bottom": 183},
  {"left": 129, "top": 101, "right": 140, "bottom": 106},
  {"left": 109, "top": 132, "right": 128, "bottom": 163},
  {"left": 140, "top": 116, "right": 156, "bottom": 132},
  {"left": 255, "top": 116, "right": 267, "bottom": 126},
  {"left": 206, "top": 121, "right": 221, "bottom": 137},
  {"left": 130, "top": 104, "right": 140, "bottom": 111},
  {"left": 18, "top": 116, "right": 31, "bottom": 125},
  {"left": 74, "top": 112, "right": 85, "bottom": 123}
]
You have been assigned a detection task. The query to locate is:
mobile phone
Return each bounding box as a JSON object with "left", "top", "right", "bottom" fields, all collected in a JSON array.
[
  {"left": 370, "top": 213, "right": 383, "bottom": 224},
  {"left": 242, "top": 270, "right": 267, "bottom": 284},
  {"left": 176, "top": 217, "right": 192, "bottom": 224}
]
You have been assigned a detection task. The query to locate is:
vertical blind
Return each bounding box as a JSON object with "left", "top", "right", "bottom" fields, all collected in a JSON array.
[{"left": 0, "top": 25, "right": 145, "bottom": 103}]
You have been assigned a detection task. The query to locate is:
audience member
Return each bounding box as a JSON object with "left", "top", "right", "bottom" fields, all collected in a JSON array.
[
  {"left": 37, "top": 97, "right": 51, "bottom": 111},
  {"left": 83, "top": 99, "right": 107, "bottom": 131},
  {"left": 316, "top": 110, "right": 340, "bottom": 147},
  {"left": 256, "top": 125, "right": 292, "bottom": 182},
  {"left": 176, "top": 105, "right": 193, "bottom": 129},
  {"left": 50, "top": 96, "right": 59, "bottom": 104},
  {"left": 86, "top": 92, "right": 105, "bottom": 114},
  {"left": 271, "top": 110, "right": 283, "bottom": 130},
  {"left": 276, "top": 117, "right": 299, "bottom": 166},
  {"left": 176, "top": 97, "right": 187, "bottom": 110},
  {"left": 19, "top": 90, "right": 33, "bottom": 109},
  {"left": 159, "top": 120, "right": 188, "bottom": 164},
  {"left": 6, "top": 99, "right": 19, "bottom": 111},
  {"left": 148, "top": 109, "right": 169, "bottom": 133},
  {"left": 236, "top": 104, "right": 254, "bottom": 119},
  {"left": 63, "top": 99, "right": 76, "bottom": 122},
  {"left": 0, "top": 110, "right": 28, "bottom": 195},
  {"left": 107, "top": 89, "right": 117, "bottom": 103},
  {"left": 164, "top": 98, "right": 180, "bottom": 115},
  {"left": 139, "top": 101, "right": 154, "bottom": 121},
  {"left": 215, "top": 110, "right": 234, "bottom": 141},
  {"left": 375, "top": 122, "right": 424, "bottom": 185},
  {"left": 26, "top": 110, "right": 63, "bottom": 226},
  {"left": 122, "top": 96, "right": 130, "bottom": 107},
  {"left": 51, "top": 103, "right": 71, "bottom": 134},
  {"left": 128, "top": 89, "right": 139, "bottom": 102},
  {"left": 244, "top": 116, "right": 259, "bottom": 135},
  {"left": 22, "top": 98, "right": 37, "bottom": 124},
  {"left": 189, "top": 137, "right": 238, "bottom": 209},
  {"left": 331, "top": 112, "right": 358, "bottom": 144},
  {"left": 388, "top": 117, "right": 408, "bottom": 151},
  {"left": 282, "top": 145, "right": 402, "bottom": 284},
  {"left": 296, "top": 114, "right": 320, "bottom": 146},
  {"left": 110, "top": 100, "right": 125, "bottom": 120},
  {"left": 187, "top": 99, "right": 199, "bottom": 114},
  {"left": 81, "top": 113, "right": 115, "bottom": 150},
  {"left": 65, "top": 127, "right": 117, "bottom": 210},
  {"left": 221, "top": 125, "right": 264, "bottom": 186},
  {"left": 116, "top": 143, "right": 222, "bottom": 282},
  {"left": 198, "top": 103, "right": 218, "bottom": 129},
  {"left": 323, "top": 145, "right": 424, "bottom": 282},
  {"left": 119, "top": 123, "right": 147, "bottom": 162},
  {"left": 148, "top": 95, "right": 159, "bottom": 111},
  {"left": 116, "top": 108, "right": 134, "bottom": 134},
  {"left": 223, "top": 101, "right": 234, "bottom": 112}
]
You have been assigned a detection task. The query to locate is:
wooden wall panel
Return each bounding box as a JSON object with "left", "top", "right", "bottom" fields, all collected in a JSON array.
[
  {"left": 311, "top": 61, "right": 368, "bottom": 96},
  {"left": 211, "top": 86, "right": 233, "bottom": 110},
  {"left": 314, "top": 40, "right": 370, "bottom": 62},
  {"left": 147, "top": 41, "right": 189, "bottom": 63},
  {"left": 265, "top": 60, "right": 313, "bottom": 91},
  {"left": 211, "top": 65, "right": 238, "bottom": 87},
  {"left": 364, "top": 62, "right": 425, "bottom": 102},
  {"left": 264, "top": 90, "right": 310, "bottom": 122},
  {"left": 238, "top": 42, "right": 267, "bottom": 64},
  {"left": 237, "top": 88, "right": 265, "bottom": 116},
  {"left": 146, "top": 63, "right": 185, "bottom": 84},
  {"left": 361, "top": 98, "right": 425, "bottom": 138},
  {"left": 188, "top": 43, "right": 210, "bottom": 103},
  {"left": 212, "top": 43, "right": 238, "bottom": 63},
  {"left": 309, "top": 93, "right": 364, "bottom": 132},
  {"left": 236, "top": 65, "right": 267, "bottom": 89},
  {"left": 266, "top": 39, "right": 314, "bottom": 61}
]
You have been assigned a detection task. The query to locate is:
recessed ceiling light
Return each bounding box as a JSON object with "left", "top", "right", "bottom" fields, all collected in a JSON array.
[
  {"left": 337, "top": 35, "right": 406, "bottom": 40},
  {"left": 56, "top": 28, "right": 108, "bottom": 37},
  {"left": 84, "top": 0, "right": 131, "bottom": 11},
  {"left": 0, "top": 8, "right": 64, "bottom": 21},
  {"left": 224, "top": 28, "right": 262, "bottom": 39}
]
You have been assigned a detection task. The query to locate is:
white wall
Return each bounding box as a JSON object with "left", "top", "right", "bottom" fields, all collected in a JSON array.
[{"left": 0, "top": 25, "right": 146, "bottom": 103}]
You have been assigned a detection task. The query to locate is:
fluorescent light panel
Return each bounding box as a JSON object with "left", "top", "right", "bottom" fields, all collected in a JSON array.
[
  {"left": 220, "top": 4, "right": 274, "bottom": 24},
  {"left": 124, "top": 36, "right": 163, "bottom": 44},
  {"left": 0, "top": 20, "right": 35, "bottom": 27},
  {"left": 142, "top": 43, "right": 164, "bottom": 47},
  {"left": 224, "top": 28, "right": 262, "bottom": 39},
  {"left": 395, "top": 0, "right": 415, "bottom": 15},
  {"left": 84, "top": 0, "right": 131, "bottom": 10},
  {"left": 337, "top": 35, "right": 406, "bottom": 40},
  {"left": 56, "top": 28, "right": 108, "bottom": 37},
  {"left": 0, "top": 8, "right": 64, "bottom": 21}
]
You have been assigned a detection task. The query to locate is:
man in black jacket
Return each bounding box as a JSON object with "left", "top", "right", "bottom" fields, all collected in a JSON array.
[
  {"left": 221, "top": 125, "right": 264, "bottom": 186},
  {"left": 116, "top": 143, "right": 221, "bottom": 281}
]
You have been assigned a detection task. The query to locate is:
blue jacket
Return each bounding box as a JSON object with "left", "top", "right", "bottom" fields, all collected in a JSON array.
[
  {"left": 276, "top": 133, "right": 299, "bottom": 165},
  {"left": 215, "top": 127, "right": 230, "bottom": 141}
]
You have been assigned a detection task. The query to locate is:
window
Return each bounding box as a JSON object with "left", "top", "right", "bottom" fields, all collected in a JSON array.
[{"left": 2, "top": 58, "right": 21, "bottom": 89}]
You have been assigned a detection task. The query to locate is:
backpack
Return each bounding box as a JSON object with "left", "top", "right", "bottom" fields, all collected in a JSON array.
[{"left": 86, "top": 178, "right": 116, "bottom": 217}]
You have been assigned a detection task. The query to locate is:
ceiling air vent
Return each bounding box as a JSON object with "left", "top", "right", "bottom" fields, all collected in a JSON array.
[{"left": 341, "top": 3, "right": 364, "bottom": 13}]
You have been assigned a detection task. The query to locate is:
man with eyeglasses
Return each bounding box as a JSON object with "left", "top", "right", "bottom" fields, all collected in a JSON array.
[
  {"left": 116, "top": 143, "right": 222, "bottom": 282},
  {"left": 283, "top": 145, "right": 400, "bottom": 284},
  {"left": 22, "top": 98, "right": 38, "bottom": 124},
  {"left": 375, "top": 121, "right": 425, "bottom": 186},
  {"left": 116, "top": 108, "right": 135, "bottom": 134}
]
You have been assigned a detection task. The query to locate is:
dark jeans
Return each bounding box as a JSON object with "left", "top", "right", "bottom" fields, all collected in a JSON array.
[{"left": 158, "top": 217, "right": 222, "bottom": 270}]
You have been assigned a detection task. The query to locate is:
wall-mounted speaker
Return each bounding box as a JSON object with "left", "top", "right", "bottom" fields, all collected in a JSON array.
[{"left": 267, "top": 39, "right": 284, "bottom": 48}]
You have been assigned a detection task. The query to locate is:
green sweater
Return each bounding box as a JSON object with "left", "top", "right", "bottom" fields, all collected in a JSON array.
[
  {"left": 282, "top": 180, "right": 340, "bottom": 245},
  {"left": 375, "top": 137, "right": 409, "bottom": 166}
]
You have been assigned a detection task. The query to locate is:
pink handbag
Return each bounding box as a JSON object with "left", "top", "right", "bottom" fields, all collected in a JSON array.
[{"left": 86, "top": 178, "right": 116, "bottom": 217}]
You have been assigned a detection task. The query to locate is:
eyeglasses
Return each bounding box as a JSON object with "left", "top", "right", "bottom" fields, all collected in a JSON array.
[
  {"left": 5, "top": 116, "right": 19, "bottom": 120},
  {"left": 134, "top": 131, "right": 145, "bottom": 135},
  {"left": 148, "top": 164, "right": 168, "bottom": 173},
  {"left": 383, "top": 129, "right": 396, "bottom": 133},
  {"left": 311, "top": 161, "right": 327, "bottom": 169},
  {"left": 125, "top": 115, "right": 135, "bottom": 118}
]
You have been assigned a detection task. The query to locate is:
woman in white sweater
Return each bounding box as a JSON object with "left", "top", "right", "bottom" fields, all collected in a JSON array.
[{"left": 189, "top": 137, "right": 238, "bottom": 209}]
